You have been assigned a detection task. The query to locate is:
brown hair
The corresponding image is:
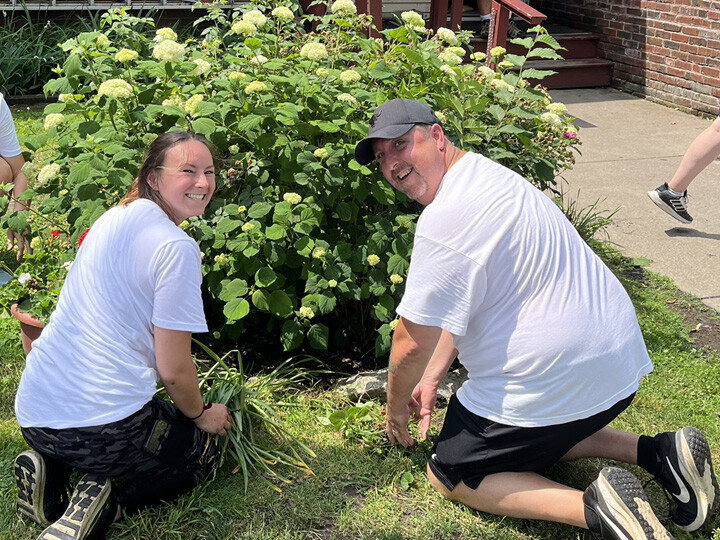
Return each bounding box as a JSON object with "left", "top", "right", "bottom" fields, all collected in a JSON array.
[{"left": 120, "top": 131, "right": 218, "bottom": 223}]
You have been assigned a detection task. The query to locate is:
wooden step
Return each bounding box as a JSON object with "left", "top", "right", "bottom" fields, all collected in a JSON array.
[
  {"left": 522, "top": 58, "right": 613, "bottom": 89},
  {"left": 469, "top": 33, "right": 602, "bottom": 60}
]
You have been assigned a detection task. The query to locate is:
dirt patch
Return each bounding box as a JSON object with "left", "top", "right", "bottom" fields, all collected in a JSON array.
[{"left": 664, "top": 291, "right": 720, "bottom": 354}]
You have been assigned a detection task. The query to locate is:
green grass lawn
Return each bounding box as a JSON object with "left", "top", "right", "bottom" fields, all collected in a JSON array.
[{"left": 0, "top": 253, "right": 718, "bottom": 539}]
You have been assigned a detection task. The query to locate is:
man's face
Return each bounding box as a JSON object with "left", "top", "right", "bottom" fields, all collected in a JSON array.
[{"left": 371, "top": 124, "right": 445, "bottom": 205}]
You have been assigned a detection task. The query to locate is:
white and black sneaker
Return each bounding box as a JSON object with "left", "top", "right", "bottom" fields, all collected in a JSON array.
[
  {"left": 38, "top": 475, "right": 116, "bottom": 540},
  {"left": 583, "top": 467, "right": 674, "bottom": 539},
  {"left": 653, "top": 427, "right": 719, "bottom": 532},
  {"left": 647, "top": 183, "right": 693, "bottom": 223},
  {"left": 14, "top": 450, "right": 70, "bottom": 527}
]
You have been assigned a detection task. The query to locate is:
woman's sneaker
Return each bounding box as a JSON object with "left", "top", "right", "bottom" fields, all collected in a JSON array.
[
  {"left": 38, "top": 475, "right": 116, "bottom": 540},
  {"left": 14, "top": 450, "right": 69, "bottom": 527},
  {"left": 583, "top": 467, "right": 674, "bottom": 539},
  {"left": 647, "top": 184, "right": 693, "bottom": 223},
  {"left": 652, "top": 427, "right": 719, "bottom": 531}
]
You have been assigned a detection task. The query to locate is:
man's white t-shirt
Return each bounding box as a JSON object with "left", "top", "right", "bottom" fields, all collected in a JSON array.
[
  {"left": 0, "top": 93, "right": 22, "bottom": 157},
  {"left": 15, "top": 199, "right": 208, "bottom": 428},
  {"left": 397, "top": 152, "right": 653, "bottom": 427}
]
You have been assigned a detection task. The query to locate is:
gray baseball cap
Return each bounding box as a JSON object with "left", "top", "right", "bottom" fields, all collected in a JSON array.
[{"left": 354, "top": 99, "right": 441, "bottom": 165}]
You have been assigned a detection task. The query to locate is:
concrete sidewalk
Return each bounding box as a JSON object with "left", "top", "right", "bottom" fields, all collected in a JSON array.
[{"left": 549, "top": 88, "right": 720, "bottom": 312}]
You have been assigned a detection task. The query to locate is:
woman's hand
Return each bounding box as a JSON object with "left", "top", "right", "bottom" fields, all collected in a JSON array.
[{"left": 193, "top": 402, "right": 232, "bottom": 436}]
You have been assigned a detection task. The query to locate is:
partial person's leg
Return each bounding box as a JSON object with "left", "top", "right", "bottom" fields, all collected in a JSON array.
[
  {"left": 14, "top": 448, "right": 72, "bottom": 527},
  {"left": 0, "top": 157, "right": 12, "bottom": 184},
  {"left": 668, "top": 115, "right": 720, "bottom": 193}
]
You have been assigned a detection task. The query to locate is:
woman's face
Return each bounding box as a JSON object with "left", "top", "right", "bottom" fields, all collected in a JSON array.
[{"left": 152, "top": 140, "right": 216, "bottom": 224}]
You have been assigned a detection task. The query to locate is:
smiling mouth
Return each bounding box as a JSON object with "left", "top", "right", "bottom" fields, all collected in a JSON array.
[
  {"left": 395, "top": 167, "right": 413, "bottom": 182},
  {"left": 186, "top": 194, "right": 205, "bottom": 201}
]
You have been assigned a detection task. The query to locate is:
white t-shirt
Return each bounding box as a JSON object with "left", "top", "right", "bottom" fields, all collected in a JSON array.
[
  {"left": 0, "top": 93, "right": 21, "bottom": 157},
  {"left": 397, "top": 152, "right": 653, "bottom": 427},
  {"left": 15, "top": 199, "right": 208, "bottom": 428}
]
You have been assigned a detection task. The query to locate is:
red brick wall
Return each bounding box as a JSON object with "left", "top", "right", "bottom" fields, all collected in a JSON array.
[{"left": 531, "top": 0, "right": 720, "bottom": 116}]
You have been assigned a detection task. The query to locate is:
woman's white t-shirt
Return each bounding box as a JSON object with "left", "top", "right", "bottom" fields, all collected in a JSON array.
[
  {"left": 0, "top": 93, "right": 22, "bottom": 157},
  {"left": 397, "top": 153, "right": 653, "bottom": 427},
  {"left": 15, "top": 199, "right": 208, "bottom": 428}
]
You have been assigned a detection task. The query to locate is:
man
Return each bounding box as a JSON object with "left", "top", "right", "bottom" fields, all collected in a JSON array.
[
  {"left": 0, "top": 93, "right": 29, "bottom": 259},
  {"left": 354, "top": 98, "right": 718, "bottom": 539}
]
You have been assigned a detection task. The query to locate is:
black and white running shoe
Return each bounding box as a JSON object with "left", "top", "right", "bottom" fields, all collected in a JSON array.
[
  {"left": 653, "top": 427, "right": 719, "bottom": 532},
  {"left": 584, "top": 467, "right": 674, "bottom": 539},
  {"left": 647, "top": 183, "right": 693, "bottom": 223},
  {"left": 15, "top": 450, "right": 69, "bottom": 527}
]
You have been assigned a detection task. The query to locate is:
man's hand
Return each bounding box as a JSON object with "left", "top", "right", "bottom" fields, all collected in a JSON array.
[
  {"left": 7, "top": 228, "right": 29, "bottom": 260},
  {"left": 193, "top": 402, "right": 232, "bottom": 436},
  {"left": 409, "top": 381, "right": 438, "bottom": 441},
  {"left": 385, "top": 402, "right": 415, "bottom": 448}
]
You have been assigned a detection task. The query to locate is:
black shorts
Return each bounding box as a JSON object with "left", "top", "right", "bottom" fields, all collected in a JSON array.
[{"left": 428, "top": 393, "right": 635, "bottom": 492}]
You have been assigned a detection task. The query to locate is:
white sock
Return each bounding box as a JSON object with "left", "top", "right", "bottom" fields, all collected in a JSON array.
[{"left": 668, "top": 187, "right": 684, "bottom": 196}]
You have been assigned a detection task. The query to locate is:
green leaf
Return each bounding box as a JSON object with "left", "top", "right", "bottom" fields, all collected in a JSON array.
[
  {"left": 63, "top": 54, "right": 82, "bottom": 77},
  {"left": 191, "top": 118, "right": 217, "bottom": 138},
  {"left": 294, "top": 237, "right": 314, "bottom": 256},
  {"left": 387, "top": 254, "right": 409, "bottom": 275},
  {"left": 68, "top": 162, "right": 92, "bottom": 185},
  {"left": 217, "top": 217, "right": 242, "bottom": 234},
  {"left": 496, "top": 124, "right": 529, "bottom": 135},
  {"left": 280, "top": 320, "right": 303, "bottom": 351},
  {"left": 269, "top": 290, "right": 293, "bottom": 317},
  {"left": 224, "top": 298, "right": 250, "bottom": 321},
  {"left": 248, "top": 202, "right": 273, "bottom": 219},
  {"left": 265, "top": 224, "right": 286, "bottom": 240},
  {"left": 218, "top": 279, "right": 249, "bottom": 301},
  {"left": 527, "top": 48, "right": 564, "bottom": 60},
  {"left": 255, "top": 267, "right": 278, "bottom": 288},
  {"left": 307, "top": 323, "right": 329, "bottom": 349},
  {"left": 368, "top": 61, "right": 395, "bottom": 80},
  {"left": 313, "top": 121, "right": 340, "bottom": 133},
  {"left": 520, "top": 68, "right": 557, "bottom": 80},
  {"left": 369, "top": 181, "right": 395, "bottom": 205},
  {"left": 251, "top": 289, "right": 271, "bottom": 311}
]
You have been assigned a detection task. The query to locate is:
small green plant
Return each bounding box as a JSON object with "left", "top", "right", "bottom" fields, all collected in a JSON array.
[
  {"left": 318, "top": 400, "right": 388, "bottom": 454},
  {"left": 192, "top": 340, "right": 317, "bottom": 491},
  {"left": 557, "top": 190, "right": 617, "bottom": 250}
]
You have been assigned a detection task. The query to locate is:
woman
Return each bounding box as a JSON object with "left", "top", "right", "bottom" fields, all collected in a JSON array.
[{"left": 13, "top": 131, "right": 231, "bottom": 540}]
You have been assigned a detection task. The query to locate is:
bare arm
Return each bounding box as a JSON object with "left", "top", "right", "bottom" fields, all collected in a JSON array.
[
  {"left": 154, "top": 326, "right": 231, "bottom": 435},
  {"left": 385, "top": 317, "right": 442, "bottom": 447},
  {"left": 2, "top": 154, "right": 29, "bottom": 259}
]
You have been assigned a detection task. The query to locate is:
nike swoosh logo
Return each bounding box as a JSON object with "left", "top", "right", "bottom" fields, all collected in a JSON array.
[{"left": 666, "top": 456, "right": 691, "bottom": 504}]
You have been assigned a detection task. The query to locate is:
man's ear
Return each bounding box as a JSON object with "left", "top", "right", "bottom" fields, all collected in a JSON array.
[{"left": 430, "top": 123, "right": 446, "bottom": 150}]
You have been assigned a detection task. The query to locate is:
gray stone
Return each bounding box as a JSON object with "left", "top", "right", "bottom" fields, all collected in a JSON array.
[{"left": 335, "top": 366, "right": 468, "bottom": 402}]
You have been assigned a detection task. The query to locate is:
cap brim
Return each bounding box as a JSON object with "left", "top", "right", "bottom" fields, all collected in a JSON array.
[{"left": 354, "top": 123, "right": 416, "bottom": 166}]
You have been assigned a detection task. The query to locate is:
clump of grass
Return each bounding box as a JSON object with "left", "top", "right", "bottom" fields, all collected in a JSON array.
[{"left": 556, "top": 189, "right": 617, "bottom": 250}]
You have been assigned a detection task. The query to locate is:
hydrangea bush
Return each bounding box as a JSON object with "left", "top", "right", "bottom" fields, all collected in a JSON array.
[{"left": 9, "top": 1, "right": 579, "bottom": 360}]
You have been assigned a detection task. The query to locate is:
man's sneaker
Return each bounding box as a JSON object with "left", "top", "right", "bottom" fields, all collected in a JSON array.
[
  {"left": 14, "top": 450, "right": 69, "bottom": 527},
  {"left": 647, "top": 183, "right": 693, "bottom": 223},
  {"left": 583, "top": 467, "right": 674, "bottom": 539},
  {"left": 479, "top": 19, "right": 490, "bottom": 39},
  {"left": 507, "top": 19, "right": 524, "bottom": 39},
  {"left": 652, "top": 427, "right": 719, "bottom": 531},
  {"left": 38, "top": 475, "right": 116, "bottom": 540}
]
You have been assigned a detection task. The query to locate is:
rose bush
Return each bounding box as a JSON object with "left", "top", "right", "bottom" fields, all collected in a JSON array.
[{"left": 8, "top": 1, "right": 579, "bottom": 361}]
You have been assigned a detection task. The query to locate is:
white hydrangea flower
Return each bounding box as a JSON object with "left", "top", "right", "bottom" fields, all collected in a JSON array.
[
  {"left": 315, "top": 68, "right": 329, "bottom": 77},
  {"left": 115, "top": 49, "right": 139, "bottom": 63},
  {"left": 184, "top": 94, "right": 204, "bottom": 114},
  {"left": 237, "top": 205, "right": 246, "bottom": 213},
  {"left": 154, "top": 27, "right": 178, "bottom": 42},
  {"left": 244, "top": 81, "right": 267, "bottom": 94},
  {"left": 477, "top": 65, "right": 496, "bottom": 79},
  {"left": 438, "top": 51, "right": 462, "bottom": 65},
  {"left": 230, "top": 20, "right": 257, "bottom": 35},
  {"left": 57, "top": 93, "right": 75, "bottom": 103},
  {"left": 440, "top": 64, "right": 456, "bottom": 75},
  {"left": 490, "top": 46, "right": 507, "bottom": 57},
  {"left": 434, "top": 111, "right": 447, "bottom": 123},
  {"left": 390, "top": 274, "right": 404, "bottom": 285},
  {"left": 547, "top": 102, "right": 568, "bottom": 115},
  {"left": 447, "top": 46, "right": 466, "bottom": 57},
  {"left": 328, "top": 279, "right": 338, "bottom": 288},
  {"left": 271, "top": 6, "right": 294, "bottom": 20},
  {"left": 250, "top": 54, "right": 268, "bottom": 65},
  {"left": 490, "top": 78, "right": 515, "bottom": 92},
  {"left": 540, "top": 112, "right": 563, "bottom": 127},
  {"left": 331, "top": 0, "right": 356, "bottom": 16},
  {"left": 97, "top": 78, "right": 133, "bottom": 100},
  {"left": 283, "top": 192, "right": 302, "bottom": 205},
  {"left": 337, "top": 93, "right": 357, "bottom": 106},
  {"left": 313, "top": 148, "right": 328, "bottom": 159},
  {"left": 241, "top": 222, "right": 255, "bottom": 232},
  {"left": 367, "top": 254, "right": 380, "bottom": 266},
  {"left": 300, "top": 42, "right": 328, "bottom": 61},
  {"left": 189, "top": 58, "right": 212, "bottom": 77},
  {"left": 498, "top": 60, "right": 514, "bottom": 70},
  {"left": 17, "top": 272, "right": 31, "bottom": 285},
  {"left": 243, "top": 9, "right": 267, "bottom": 27},
  {"left": 389, "top": 319, "right": 399, "bottom": 330},
  {"left": 470, "top": 52, "right": 486, "bottom": 62},
  {"left": 95, "top": 33, "right": 110, "bottom": 48},
  {"left": 37, "top": 163, "right": 61, "bottom": 183},
  {"left": 401, "top": 11, "right": 425, "bottom": 30},
  {"left": 339, "top": 70, "right": 361, "bottom": 84},
  {"left": 153, "top": 40, "right": 185, "bottom": 63},
  {"left": 311, "top": 247, "right": 325, "bottom": 259},
  {"left": 162, "top": 95, "right": 184, "bottom": 107},
  {"left": 436, "top": 27, "right": 458, "bottom": 44},
  {"left": 228, "top": 144, "right": 239, "bottom": 154},
  {"left": 44, "top": 113, "right": 64, "bottom": 131},
  {"left": 299, "top": 306, "right": 315, "bottom": 319},
  {"left": 228, "top": 71, "right": 247, "bottom": 82}
]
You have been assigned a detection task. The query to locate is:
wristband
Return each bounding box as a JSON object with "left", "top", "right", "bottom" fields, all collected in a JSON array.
[{"left": 188, "top": 402, "right": 213, "bottom": 420}]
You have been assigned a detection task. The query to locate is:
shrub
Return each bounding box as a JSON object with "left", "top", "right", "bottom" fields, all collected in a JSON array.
[{"left": 8, "top": 1, "right": 579, "bottom": 362}]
